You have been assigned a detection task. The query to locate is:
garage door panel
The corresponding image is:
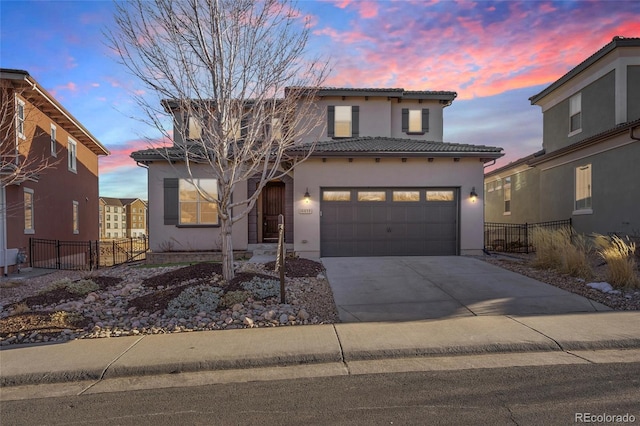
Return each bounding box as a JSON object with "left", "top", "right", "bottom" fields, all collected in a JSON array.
[{"left": 321, "top": 187, "right": 458, "bottom": 257}]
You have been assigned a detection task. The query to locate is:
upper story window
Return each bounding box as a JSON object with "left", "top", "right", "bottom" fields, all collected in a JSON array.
[
  {"left": 17, "top": 99, "right": 26, "bottom": 139},
  {"left": 327, "top": 105, "right": 359, "bottom": 138},
  {"left": 270, "top": 117, "right": 283, "bottom": 140},
  {"left": 402, "top": 108, "right": 429, "bottom": 134},
  {"left": 187, "top": 115, "right": 202, "bottom": 140},
  {"left": 569, "top": 93, "right": 582, "bottom": 135},
  {"left": 574, "top": 164, "right": 592, "bottom": 213},
  {"left": 67, "top": 137, "right": 77, "bottom": 173},
  {"left": 50, "top": 124, "right": 57, "bottom": 157}
]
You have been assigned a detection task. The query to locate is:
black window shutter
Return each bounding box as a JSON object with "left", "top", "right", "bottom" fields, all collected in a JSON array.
[
  {"left": 422, "top": 109, "right": 430, "bottom": 133},
  {"left": 402, "top": 108, "right": 409, "bottom": 132},
  {"left": 352, "top": 106, "right": 359, "bottom": 137},
  {"left": 164, "top": 178, "right": 179, "bottom": 225},
  {"left": 327, "top": 106, "right": 335, "bottom": 137}
]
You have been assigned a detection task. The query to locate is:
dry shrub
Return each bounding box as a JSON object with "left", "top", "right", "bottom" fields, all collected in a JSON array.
[
  {"left": 594, "top": 235, "right": 640, "bottom": 289},
  {"left": 532, "top": 227, "right": 592, "bottom": 279}
]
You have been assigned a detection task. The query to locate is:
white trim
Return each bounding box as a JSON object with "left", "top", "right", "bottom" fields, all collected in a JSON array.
[
  {"left": 67, "top": 137, "right": 77, "bottom": 173},
  {"left": 567, "top": 128, "right": 582, "bottom": 138},
  {"left": 50, "top": 124, "right": 57, "bottom": 157},
  {"left": 572, "top": 209, "right": 593, "bottom": 216},
  {"left": 16, "top": 98, "right": 26, "bottom": 140},
  {"left": 23, "top": 187, "right": 35, "bottom": 234}
]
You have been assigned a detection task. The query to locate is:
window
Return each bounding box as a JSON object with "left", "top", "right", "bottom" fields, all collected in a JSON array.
[
  {"left": 24, "top": 188, "right": 34, "bottom": 234},
  {"left": 50, "top": 124, "right": 57, "bottom": 157},
  {"left": 17, "top": 99, "right": 25, "bottom": 138},
  {"left": 270, "top": 117, "right": 282, "bottom": 140},
  {"left": 72, "top": 201, "right": 79, "bottom": 234},
  {"left": 187, "top": 115, "right": 202, "bottom": 140},
  {"left": 358, "top": 191, "right": 385, "bottom": 202},
  {"left": 569, "top": 93, "right": 582, "bottom": 134},
  {"left": 106, "top": 206, "right": 110, "bottom": 212},
  {"left": 107, "top": 223, "right": 111, "bottom": 229},
  {"left": 328, "top": 105, "right": 359, "bottom": 138},
  {"left": 393, "top": 191, "right": 419, "bottom": 202},
  {"left": 402, "top": 108, "right": 429, "bottom": 134},
  {"left": 68, "top": 138, "right": 77, "bottom": 172},
  {"left": 486, "top": 181, "right": 495, "bottom": 192},
  {"left": 179, "top": 178, "right": 219, "bottom": 224},
  {"left": 107, "top": 232, "right": 111, "bottom": 238},
  {"left": 322, "top": 191, "right": 351, "bottom": 202},
  {"left": 114, "top": 222, "right": 118, "bottom": 229},
  {"left": 122, "top": 215, "right": 126, "bottom": 221},
  {"left": 504, "top": 177, "right": 511, "bottom": 214},
  {"left": 575, "top": 164, "right": 592, "bottom": 212},
  {"left": 426, "top": 190, "right": 454, "bottom": 201}
]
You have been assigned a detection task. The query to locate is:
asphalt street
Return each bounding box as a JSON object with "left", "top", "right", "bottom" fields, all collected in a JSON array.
[{"left": 3, "top": 362, "right": 639, "bottom": 425}]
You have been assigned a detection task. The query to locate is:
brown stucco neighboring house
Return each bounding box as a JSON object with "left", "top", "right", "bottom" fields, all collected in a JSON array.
[
  {"left": 131, "top": 87, "right": 503, "bottom": 259},
  {"left": 1, "top": 69, "right": 109, "bottom": 274},
  {"left": 484, "top": 36, "right": 640, "bottom": 237}
]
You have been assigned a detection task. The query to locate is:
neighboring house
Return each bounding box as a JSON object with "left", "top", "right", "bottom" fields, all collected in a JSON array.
[
  {"left": 99, "top": 197, "right": 148, "bottom": 239},
  {"left": 1, "top": 69, "right": 109, "bottom": 274},
  {"left": 131, "top": 87, "right": 503, "bottom": 258},
  {"left": 485, "top": 36, "right": 640, "bottom": 237}
]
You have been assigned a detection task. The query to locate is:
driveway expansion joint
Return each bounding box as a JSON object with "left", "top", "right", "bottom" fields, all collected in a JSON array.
[
  {"left": 331, "top": 324, "right": 351, "bottom": 374},
  {"left": 505, "top": 316, "right": 565, "bottom": 352}
]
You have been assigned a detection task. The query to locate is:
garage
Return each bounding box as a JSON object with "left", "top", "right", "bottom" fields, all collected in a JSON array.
[{"left": 320, "top": 187, "right": 459, "bottom": 257}]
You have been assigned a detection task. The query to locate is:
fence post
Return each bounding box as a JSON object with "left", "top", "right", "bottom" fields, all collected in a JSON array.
[
  {"left": 130, "top": 237, "right": 133, "bottom": 262},
  {"left": 112, "top": 240, "right": 116, "bottom": 266},
  {"left": 29, "top": 238, "right": 33, "bottom": 268},
  {"left": 56, "top": 240, "right": 61, "bottom": 269},
  {"left": 525, "top": 223, "right": 529, "bottom": 254}
]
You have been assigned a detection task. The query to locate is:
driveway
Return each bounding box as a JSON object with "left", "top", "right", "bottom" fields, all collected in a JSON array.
[{"left": 321, "top": 257, "right": 611, "bottom": 322}]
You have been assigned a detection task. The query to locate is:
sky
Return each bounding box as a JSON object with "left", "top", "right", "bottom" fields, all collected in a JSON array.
[{"left": 1, "top": 0, "right": 639, "bottom": 200}]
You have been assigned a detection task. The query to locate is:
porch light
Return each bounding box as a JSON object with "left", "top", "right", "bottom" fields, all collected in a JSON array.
[
  {"left": 470, "top": 187, "right": 478, "bottom": 203},
  {"left": 304, "top": 188, "right": 311, "bottom": 204}
]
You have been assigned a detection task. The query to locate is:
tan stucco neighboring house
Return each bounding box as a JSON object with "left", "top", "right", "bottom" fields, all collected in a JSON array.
[{"left": 132, "top": 87, "right": 503, "bottom": 259}]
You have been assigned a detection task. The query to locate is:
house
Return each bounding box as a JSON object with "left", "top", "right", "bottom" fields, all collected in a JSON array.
[
  {"left": 99, "top": 197, "right": 148, "bottom": 239},
  {"left": 131, "top": 87, "right": 503, "bottom": 259},
  {"left": 485, "top": 37, "right": 640, "bottom": 238},
  {"left": 1, "top": 69, "right": 109, "bottom": 274}
]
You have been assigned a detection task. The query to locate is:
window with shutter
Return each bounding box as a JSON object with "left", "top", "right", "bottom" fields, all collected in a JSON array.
[
  {"left": 402, "top": 108, "right": 429, "bottom": 134},
  {"left": 328, "top": 105, "right": 358, "bottom": 138}
]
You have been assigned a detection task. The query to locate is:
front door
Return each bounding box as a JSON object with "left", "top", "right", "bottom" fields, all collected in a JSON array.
[{"left": 262, "top": 182, "right": 285, "bottom": 241}]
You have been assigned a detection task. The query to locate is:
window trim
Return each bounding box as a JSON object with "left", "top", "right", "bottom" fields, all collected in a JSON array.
[
  {"left": 16, "top": 98, "right": 26, "bottom": 139},
  {"left": 72, "top": 200, "right": 79, "bottom": 234},
  {"left": 50, "top": 124, "right": 57, "bottom": 157},
  {"left": 68, "top": 137, "right": 77, "bottom": 173},
  {"left": 503, "top": 177, "right": 512, "bottom": 215},
  {"left": 24, "top": 188, "right": 35, "bottom": 234},
  {"left": 569, "top": 92, "right": 582, "bottom": 136},
  {"left": 573, "top": 163, "right": 592, "bottom": 215}
]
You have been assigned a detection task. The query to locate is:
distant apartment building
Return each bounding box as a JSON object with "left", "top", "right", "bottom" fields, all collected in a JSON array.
[{"left": 99, "top": 197, "right": 147, "bottom": 239}]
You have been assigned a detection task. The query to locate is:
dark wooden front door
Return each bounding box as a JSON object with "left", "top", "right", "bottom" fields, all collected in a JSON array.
[{"left": 262, "top": 182, "right": 285, "bottom": 241}]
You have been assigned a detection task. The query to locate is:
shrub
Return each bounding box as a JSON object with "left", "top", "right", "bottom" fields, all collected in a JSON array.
[
  {"left": 165, "top": 285, "right": 224, "bottom": 318},
  {"left": 594, "top": 235, "right": 640, "bottom": 289},
  {"left": 45, "top": 278, "right": 99, "bottom": 296},
  {"left": 531, "top": 228, "right": 592, "bottom": 279},
  {"left": 241, "top": 276, "right": 280, "bottom": 300},
  {"left": 220, "top": 290, "right": 252, "bottom": 308}
]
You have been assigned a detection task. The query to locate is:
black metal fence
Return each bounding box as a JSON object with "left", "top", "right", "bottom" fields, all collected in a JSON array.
[
  {"left": 29, "top": 237, "right": 148, "bottom": 271},
  {"left": 484, "top": 219, "right": 572, "bottom": 254}
]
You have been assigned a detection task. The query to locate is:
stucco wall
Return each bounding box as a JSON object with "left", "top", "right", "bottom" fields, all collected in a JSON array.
[
  {"left": 484, "top": 167, "right": 541, "bottom": 224},
  {"left": 538, "top": 137, "right": 639, "bottom": 236},
  {"left": 292, "top": 157, "right": 485, "bottom": 258},
  {"left": 147, "top": 163, "right": 249, "bottom": 252}
]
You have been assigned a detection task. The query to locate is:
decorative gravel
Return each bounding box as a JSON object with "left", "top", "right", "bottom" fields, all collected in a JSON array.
[{"left": 0, "top": 259, "right": 340, "bottom": 346}]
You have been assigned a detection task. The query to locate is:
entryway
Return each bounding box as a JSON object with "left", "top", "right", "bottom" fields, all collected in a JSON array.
[{"left": 262, "top": 181, "right": 285, "bottom": 242}]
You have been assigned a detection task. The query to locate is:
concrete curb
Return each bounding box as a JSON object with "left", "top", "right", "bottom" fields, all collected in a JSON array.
[{"left": 2, "top": 312, "right": 640, "bottom": 387}]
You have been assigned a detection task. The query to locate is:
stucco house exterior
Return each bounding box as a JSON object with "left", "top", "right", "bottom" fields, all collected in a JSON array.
[
  {"left": 132, "top": 87, "right": 503, "bottom": 259},
  {"left": 485, "top": 37, "right": 640, "bottom": 237},
  {"left": 1, "top": 69, "right": 109, "bottom": 274}
]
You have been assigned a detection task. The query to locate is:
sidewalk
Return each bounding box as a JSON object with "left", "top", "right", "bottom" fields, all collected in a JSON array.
[{"left": 2, "top": 311, "right": 639, "bottom": 388}]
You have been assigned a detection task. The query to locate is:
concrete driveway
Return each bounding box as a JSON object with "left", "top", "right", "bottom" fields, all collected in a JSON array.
[{"left": 321, "top": 257, "right": 611, "bottom": 322}]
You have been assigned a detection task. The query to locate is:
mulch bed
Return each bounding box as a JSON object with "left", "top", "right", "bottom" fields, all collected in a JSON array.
[{"left": 264, "top": 258, "right": 325, "bottom": 277}]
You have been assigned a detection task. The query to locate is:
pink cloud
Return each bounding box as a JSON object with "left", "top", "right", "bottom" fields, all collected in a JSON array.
[
  {"left": 314, "top": 1, "right": 640, "bottom": 99},
  {"left": 99, "top": 137, "right": 172, "bottom": 174}
]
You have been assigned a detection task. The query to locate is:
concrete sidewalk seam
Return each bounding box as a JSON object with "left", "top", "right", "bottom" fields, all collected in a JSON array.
[
  {"left": 505, "top": 316, "right": 565, "bottom": 351},
  {"left": 78, "top": 336, "right": 146, "bottom": 396},
  {"left": 564, "top": 351, "right": 597, "bottom": 364}
]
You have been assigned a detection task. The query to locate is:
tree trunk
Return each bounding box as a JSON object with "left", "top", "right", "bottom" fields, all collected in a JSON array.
[{"left": 220, "top": 217, "right": 234, "bottom": 281}]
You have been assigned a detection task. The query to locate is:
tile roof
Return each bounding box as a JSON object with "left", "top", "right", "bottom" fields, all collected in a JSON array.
[{"left": 301, "top": 137, "right": 503, "bottom": 157}]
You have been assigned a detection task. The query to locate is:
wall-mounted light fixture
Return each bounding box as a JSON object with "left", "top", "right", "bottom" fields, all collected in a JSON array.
[
  {"left": 470, "top": 187, "right": 478, "bottom": 203},
  {"left": 304, "top": 188, "right": 311, "bottom": 204}
]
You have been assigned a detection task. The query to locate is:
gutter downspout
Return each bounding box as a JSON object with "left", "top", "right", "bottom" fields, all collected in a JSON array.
[
  {"left": 630, "top": 126, "right": 640, "bottom": 141},
  {"left": 483, "top": 159, "right": 496, "bottom": 169}
]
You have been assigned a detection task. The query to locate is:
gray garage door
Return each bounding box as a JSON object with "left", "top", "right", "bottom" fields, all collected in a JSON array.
[{"left": 320, "top": 188, "right": 459, "bottom": 257}]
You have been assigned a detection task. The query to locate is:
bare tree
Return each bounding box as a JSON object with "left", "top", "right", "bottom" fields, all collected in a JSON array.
[
  {"left": 109, "top": 0, "right": 328, "bottom": 280},
  {"left": 0, "top": 83, "right": 56, "bottom": 190}
]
